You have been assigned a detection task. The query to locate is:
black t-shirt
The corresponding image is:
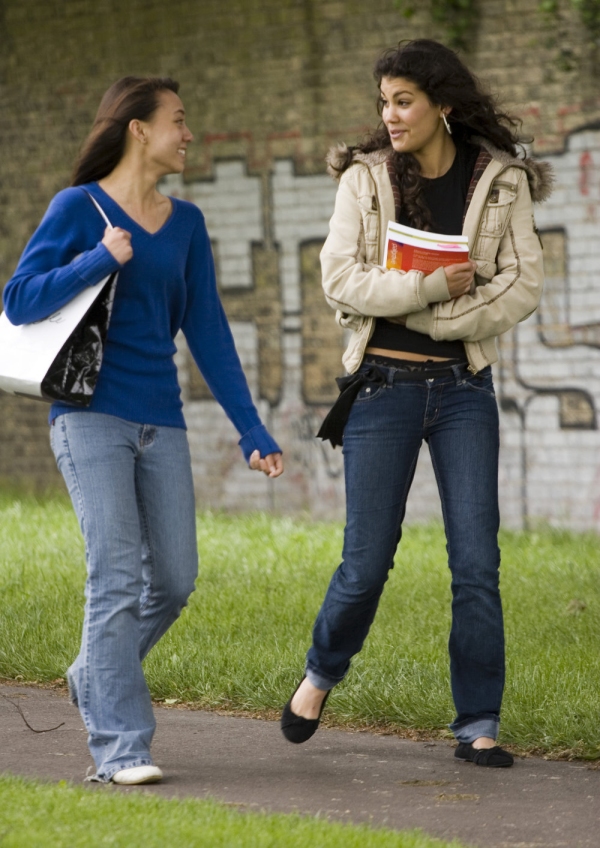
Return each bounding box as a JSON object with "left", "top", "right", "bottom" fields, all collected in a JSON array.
[{"left": 369, "top": 141, "right": 480, "bottom": 360}]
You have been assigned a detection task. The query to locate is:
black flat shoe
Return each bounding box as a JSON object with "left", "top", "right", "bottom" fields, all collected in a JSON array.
[
  {"left": 280, "top": 677, "right": 330, "bottom": 744},
  {"left": 454, "top": 742, "right": 514, "bottom": 768}
]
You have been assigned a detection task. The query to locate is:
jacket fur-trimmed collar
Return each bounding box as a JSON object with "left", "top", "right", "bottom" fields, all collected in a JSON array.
[{"left": 325, "top": 137, "right": 554, "bottom": 203}]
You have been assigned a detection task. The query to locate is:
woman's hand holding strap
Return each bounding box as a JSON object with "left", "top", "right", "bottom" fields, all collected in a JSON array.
[{"left": 102, "top": 226, "right": 133, "bottom": 265}]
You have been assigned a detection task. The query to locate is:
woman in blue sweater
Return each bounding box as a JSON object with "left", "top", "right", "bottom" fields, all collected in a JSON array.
[{"left": 3, "top": 76, "right": 283, "bottom": 785}]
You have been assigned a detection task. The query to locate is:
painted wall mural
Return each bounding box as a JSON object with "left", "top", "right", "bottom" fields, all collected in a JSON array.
[
  {"left": 163, "top": 123, "right": 600, "bottom": 529},
  {"left": 496, "top": 124, "right": 600, "bottom": 529}
]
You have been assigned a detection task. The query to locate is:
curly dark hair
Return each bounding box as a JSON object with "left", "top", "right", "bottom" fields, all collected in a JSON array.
[
  {"left": 71, "top": 76, "right": 180, "bottom": 186},
  {"left": 332, "top": 39, "right": 526, "bottom": 230}
]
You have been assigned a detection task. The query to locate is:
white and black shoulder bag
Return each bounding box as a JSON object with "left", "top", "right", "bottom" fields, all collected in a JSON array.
[{"left": 0, "top": 192, "right": 118, "bottom": 406}]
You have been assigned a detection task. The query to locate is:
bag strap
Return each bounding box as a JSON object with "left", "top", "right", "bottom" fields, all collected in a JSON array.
[{"left": 82, "top": 189, "right": 114, "bottom": 231}]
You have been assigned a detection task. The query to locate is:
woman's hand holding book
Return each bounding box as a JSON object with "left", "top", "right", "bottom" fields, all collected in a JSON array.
[{"left": 443, "top": 260, "right": 477, "bottom": 298}]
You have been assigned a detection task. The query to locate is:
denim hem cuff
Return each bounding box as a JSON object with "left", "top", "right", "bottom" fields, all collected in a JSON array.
[
  {"left": 305, "top": 666, "right": 340, "bottom": 692},
  {"left": 95, "top": 758, "right": 155, "bottom": 782},
  {"left": 450, "top": 717, "right": 499, "bottom": 744}
]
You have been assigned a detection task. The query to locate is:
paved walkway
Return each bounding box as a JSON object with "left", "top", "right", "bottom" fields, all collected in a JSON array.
[{"left": 1, "top": 682, "right": 598, "bottom": 847}]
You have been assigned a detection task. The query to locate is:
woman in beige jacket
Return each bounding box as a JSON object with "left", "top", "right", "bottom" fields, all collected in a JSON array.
[{"left": 281, "top": 39, "right": 552, "bottom": 767}]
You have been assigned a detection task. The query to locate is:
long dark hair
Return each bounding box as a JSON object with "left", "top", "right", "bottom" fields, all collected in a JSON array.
[
  {"left": 335, "top": 40, "right": 525, "bottom": 230},
  {"left": 71, "top": 76, "right": 180, "bottom": 186}
]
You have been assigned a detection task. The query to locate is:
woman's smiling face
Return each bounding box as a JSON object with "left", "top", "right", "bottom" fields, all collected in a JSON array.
[
  {"left": 141, "top": 89, "right": 194, "bottom": 176},
  {"left": 380, "top": 76, "right": 448, "bottom": 156}
]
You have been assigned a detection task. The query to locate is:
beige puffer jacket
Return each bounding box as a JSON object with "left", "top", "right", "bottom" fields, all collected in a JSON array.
[{"left": 321, "top": 138, "right": 554, "bottom": 374}]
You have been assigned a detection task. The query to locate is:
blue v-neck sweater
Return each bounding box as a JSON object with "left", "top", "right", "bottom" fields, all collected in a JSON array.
[{"left": 3, "top": 183, "right": 280, "bottom": 462}]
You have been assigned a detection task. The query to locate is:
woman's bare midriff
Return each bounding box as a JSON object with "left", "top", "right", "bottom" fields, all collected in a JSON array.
[{"left": 365, "top": 346, "right": 452, "bottom": 362}]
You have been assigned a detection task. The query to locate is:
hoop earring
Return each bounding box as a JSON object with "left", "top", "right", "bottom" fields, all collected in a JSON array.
[{"left": 442, "top": 113, "right": 452, "bottom": 135}]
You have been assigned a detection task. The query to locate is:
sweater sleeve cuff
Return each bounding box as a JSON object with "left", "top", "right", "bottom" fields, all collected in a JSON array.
[
  {"left": 421, "top": 266, "right": 450, "bottom": 304},
  {"left": 405, "top": 307, "right": 435, "bottom": 336},
  {"left": 238, "top": 425, "right": 282, "bottom": 464},
  {"left": 72, "top": 244, "right": 122, "bottom": 286}
]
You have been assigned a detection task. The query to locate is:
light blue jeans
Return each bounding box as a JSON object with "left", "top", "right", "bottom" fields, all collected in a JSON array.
[{"left": 50, "top": 412, "right": 198, "bottom": 781}]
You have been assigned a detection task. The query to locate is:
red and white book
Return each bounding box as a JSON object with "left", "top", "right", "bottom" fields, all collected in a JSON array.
[{"left": 384, "top": 221, "right": 469, "bottom": 274}]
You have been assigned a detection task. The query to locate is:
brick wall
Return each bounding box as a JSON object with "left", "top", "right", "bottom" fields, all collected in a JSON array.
[{"left": 1, "top": 0, "right": 599, "bottom": 527}]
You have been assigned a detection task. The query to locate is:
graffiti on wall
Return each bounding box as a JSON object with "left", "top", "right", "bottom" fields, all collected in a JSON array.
[
  {"left": 162, "top": 161, "right": 347, "bottom": 517},
  {"left": 163, "top": 124, "right": 600, "bottom": 528},
  {"left": 497, "top": 124, "right": 600, "bottom": 528}
]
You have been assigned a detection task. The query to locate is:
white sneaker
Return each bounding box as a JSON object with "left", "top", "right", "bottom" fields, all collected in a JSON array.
[{"left": 111, "top": 765, "right": 163, "bottom": 785}]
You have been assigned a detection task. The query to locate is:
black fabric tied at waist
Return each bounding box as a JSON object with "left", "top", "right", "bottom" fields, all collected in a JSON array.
[{"left": 316, "top": 366, "right": 386, "bottom": 448}]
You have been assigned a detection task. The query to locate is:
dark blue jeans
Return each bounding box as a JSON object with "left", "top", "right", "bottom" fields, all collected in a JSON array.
[{"left": 306, "top": 363, "right": 504, "bottom": 743}]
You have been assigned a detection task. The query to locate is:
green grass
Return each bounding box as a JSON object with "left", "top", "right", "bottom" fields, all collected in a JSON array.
[
  {"left": 1, "top": 491, "right": 600, "bottom": 758},
  {"left": 0, "top": 775, "right": 465, "bottom": 848}
]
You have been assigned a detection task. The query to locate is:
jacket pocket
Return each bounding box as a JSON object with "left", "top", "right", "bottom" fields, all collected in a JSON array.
[
  {"left": 479, "top": 180, "right": 518, "bottom": 238},
  {"left": 463, "top": 367, "right": 495, "bottom": 396},
  {"left": 355, "top": 382, "right": 386, "bottom": 402},
  {"left": 357, "top": 194, "right": 379, "bottom": 246}
]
